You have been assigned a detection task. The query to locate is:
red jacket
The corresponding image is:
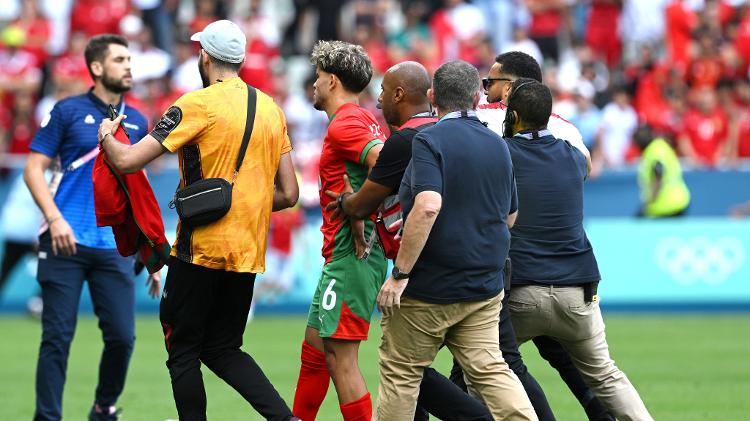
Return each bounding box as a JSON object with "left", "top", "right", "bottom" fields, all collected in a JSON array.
[{"left": 93, "top": 125, "right": 170, "bottom": 274}]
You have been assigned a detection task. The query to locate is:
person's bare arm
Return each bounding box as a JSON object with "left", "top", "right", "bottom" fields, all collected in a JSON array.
[
  {"left": 273, "top": 152, "right": 299, "bottom": 211},
  {"left": 24, "top": 152, "right": 77, "bottom": 256},
  {"left": 99, "top": 115, "right": 167, "bottom": 173},
  {"left": 508, "top": 210, "right": 518, "bottom": 228},
  {"left": 325, "top": 176, "right": 393, "bottom": 220},
  {"left": 567, "top": 136, "right": 592, "bottom": 176},
  {"left": 349, "top": 143, "right": 384, "bottom": 258}
]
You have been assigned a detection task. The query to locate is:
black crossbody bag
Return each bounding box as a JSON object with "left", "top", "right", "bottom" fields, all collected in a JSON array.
[{"left": 170, "top": 85, "right": 257, "bottom": 227}]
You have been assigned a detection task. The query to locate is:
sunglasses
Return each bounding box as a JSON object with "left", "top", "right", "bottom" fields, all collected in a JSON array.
[{"left": 482, "top": 77, "right": 513, "bottom": 90}]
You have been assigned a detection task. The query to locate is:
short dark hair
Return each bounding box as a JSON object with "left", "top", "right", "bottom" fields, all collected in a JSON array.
[
  {"left": 433, "top": 60, "right": 480, "bottom": 112},
  {"left": 310, "top": 40, "right": 373, "bottom": 93},
  {"left": 508, "top": 78, "right": 552, "bottom": 129},
  {"left": 206, "top": 51, "right": 243, "bottom": 73},
  {"left": 494, "top": 51, "right": 542, "bottom": 82},
  {"left": 633, "top": 124, "right": 655, "bottom": 151},
  {"left": 84, "top": 34, "right": 128, "bottom": 80}
]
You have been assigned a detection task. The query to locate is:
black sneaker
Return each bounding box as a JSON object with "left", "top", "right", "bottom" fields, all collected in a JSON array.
[{"left": 88, "top": 404, "right": 122, "bottom": 421}]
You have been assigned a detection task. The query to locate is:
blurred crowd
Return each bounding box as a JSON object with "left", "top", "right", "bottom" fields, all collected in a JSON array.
[{"left": 3, "top": 0, "right": 750, "bottom": 176}]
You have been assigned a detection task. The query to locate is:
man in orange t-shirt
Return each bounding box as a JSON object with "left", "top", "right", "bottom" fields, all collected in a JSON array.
[{"left": 98, "top": 20, "right": 300, "bottom": 421}]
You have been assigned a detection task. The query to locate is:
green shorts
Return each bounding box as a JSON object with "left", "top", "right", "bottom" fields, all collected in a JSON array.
[{"left": 307, "top": 247, "right": 387, "bottom": 340}]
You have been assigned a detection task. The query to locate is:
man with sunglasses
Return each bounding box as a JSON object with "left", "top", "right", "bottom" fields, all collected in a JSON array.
[
  {"left": 500, "top": 77, "right": 653, "bottom": 421},
  {"left": 471, "top": 51, "right": 615, "bottom": 421}
]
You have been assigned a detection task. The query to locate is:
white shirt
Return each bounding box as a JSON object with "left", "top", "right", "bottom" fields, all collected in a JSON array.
[
  {"left": 598, "top": 102, "right": 637, "bottom": 167},
  {"left": 172, "top": 57, "right": 203, "bottom": 94},
  {"left": 476, "top": 102, "right": 586, "bottom": 150}
]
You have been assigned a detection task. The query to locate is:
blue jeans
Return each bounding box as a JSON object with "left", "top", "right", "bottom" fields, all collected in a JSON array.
[{"left": 34, "top": 234, "right": 135, "bottom": 421}]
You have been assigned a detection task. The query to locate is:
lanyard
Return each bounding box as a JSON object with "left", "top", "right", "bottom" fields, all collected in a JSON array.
[
  {"left": 65, "top": 100, "right": 126, "bottom": 172},
  {"left": 513, "top": 129, "right": 552, "bottom": 140},
  {"left": 437, "top": 110, "right": 477, "bottom": 123}
]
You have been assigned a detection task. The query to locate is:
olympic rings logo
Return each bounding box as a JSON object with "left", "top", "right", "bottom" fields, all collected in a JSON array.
[{"left": 654, "top": 236, "right": 746, "bottom": 285}]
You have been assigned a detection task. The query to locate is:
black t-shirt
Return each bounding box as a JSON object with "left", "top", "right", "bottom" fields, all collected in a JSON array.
[
  {"left": 368, "top": 117, "right": 436, "bottom": 191},
  {"left": 506, "top": 131, "right": 601, "bottom": 286},
  {"left": 399, "top": 116, "right": 518, "bottom": 304}
]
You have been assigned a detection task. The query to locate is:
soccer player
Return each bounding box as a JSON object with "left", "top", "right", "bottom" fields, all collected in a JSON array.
[{"left": 292, "top": 41, "right": 387, "bottom": 421}]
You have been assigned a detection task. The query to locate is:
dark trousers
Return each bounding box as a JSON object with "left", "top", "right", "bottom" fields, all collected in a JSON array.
[
  {"left": 0, "top": 240, "right": 34, "bottom": 294},
  {"left": 34, "top": 236, "right": 135, "bottom": 421},
  {"left": 414, "top": 291, "right": 556, "bottom": 421},
  {"left": 159, "top": 257, "right": 292, "bottom": 421}
]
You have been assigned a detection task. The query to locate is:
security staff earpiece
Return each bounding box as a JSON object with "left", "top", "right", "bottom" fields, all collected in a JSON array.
[{"left": 503, "top": 81, "right": 536, "bottom": 138}]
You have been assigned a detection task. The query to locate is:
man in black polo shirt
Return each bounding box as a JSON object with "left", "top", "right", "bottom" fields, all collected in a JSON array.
[
  {"left": 326, "top": 61, "right": 436, "bottom": 222},
  {"left": 327, "top": 61, "right": 496, "bottom": 421},
  {"left": 503, "top": 78, "right": 653, "bottom": 421},
  {"left": 375, "top": 60, "right": 536, "bottom": 421}
]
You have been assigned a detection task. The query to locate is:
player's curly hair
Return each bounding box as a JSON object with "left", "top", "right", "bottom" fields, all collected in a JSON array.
[{"left": 310, "top": 40, "right": 373, "bottom": 94}]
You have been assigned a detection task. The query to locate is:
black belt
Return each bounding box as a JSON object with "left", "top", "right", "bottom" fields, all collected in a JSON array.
[{"left": 583, "top": 282, "right": 598, "bottom": 303}]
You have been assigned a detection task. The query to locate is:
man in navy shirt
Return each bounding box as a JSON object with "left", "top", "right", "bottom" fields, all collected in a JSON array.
[
  {"left": 24, "top": 34, "right": 159, "bottom": 421},
  {"left": 503, "top": 78, "right": 653, "bottom": 421},
  {"left": 375, "top": 60, "right": 536, "bottom": 421}
]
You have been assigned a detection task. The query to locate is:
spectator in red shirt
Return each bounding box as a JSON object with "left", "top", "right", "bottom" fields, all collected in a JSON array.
[
  {"left": 190, "top": 0, "right": 221, "bottom": 34},
  {"left": 734, "top": 6, "right": 750, "bottom": 71},
  {"left": 1, "top": 90, "right": 36, "bottom": 155},
  {"left": 586, "top": 0, "right": 622, "bottom": 68},
  {"left": 13, "top": 0, "right": 51, "bottom": 66},
  {"left": 388, "top": 1, "right": 439, "bottom": 73},
  {"left": 55, "top": 31, "right": 93, "bottom": 87},
  {"left": 526, "top": 0, "right": 566, "bottom": 62},
  {"left": 728, "top": 78, "right": 750, "bottom": 162},
  {"left": 354, "top": 23, "right": 390, "bottom": 75},
  {"left": 0, "top": 26, "right": 42, "bottom": 108},
  {"left": 678, "top": 87, "right": 729, "bottom": 166},
  {"left": 239, "top": 9, "right": 282, "bottom": 97},
  {"left": 665, "top": 0, "right": 697, "bottom": 70},
  {"left": 429, "top": 0, "right": 488, "bottom": 66},
  {"left": 687, "top": 30, "right": 724, "bottom": 89},
  {"left": 70, "top": 0, "right": 129, "bottom": 37}
]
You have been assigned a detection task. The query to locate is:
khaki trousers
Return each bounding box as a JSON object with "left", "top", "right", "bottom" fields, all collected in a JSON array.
[
  {"left": 376, "top": 291, "right": 537, "bottom": 421},
  {"left": 509, "top": 285, "right": 654, "bottom": 421}
]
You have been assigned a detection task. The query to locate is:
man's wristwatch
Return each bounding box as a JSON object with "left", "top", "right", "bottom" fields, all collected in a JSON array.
[{"left": 392, "top": 266, "right": 410, "bottom": 280}]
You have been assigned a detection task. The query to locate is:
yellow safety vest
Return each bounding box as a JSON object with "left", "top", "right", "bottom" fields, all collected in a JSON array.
[{"left": 638, "top": 138, "right": 690, "bottom": 217}]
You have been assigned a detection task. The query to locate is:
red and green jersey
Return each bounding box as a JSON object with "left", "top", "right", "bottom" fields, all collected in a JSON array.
[{"left": 319, "top": 102, "right": 386, "bottom": 262}]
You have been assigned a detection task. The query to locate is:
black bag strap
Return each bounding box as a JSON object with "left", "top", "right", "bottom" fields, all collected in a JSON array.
[{"left": 232, "top": 84, "right": 257, "bottom": 184}]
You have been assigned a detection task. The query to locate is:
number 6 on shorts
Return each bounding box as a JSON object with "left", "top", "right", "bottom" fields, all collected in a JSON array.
[{"left": 322, "top": 279, "right": 337, "bottom": 310}]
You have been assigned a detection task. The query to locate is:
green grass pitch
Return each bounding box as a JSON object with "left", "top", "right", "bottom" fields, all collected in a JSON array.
[{"left": 1, "top": 314, "right": 748, "bottom": 420}]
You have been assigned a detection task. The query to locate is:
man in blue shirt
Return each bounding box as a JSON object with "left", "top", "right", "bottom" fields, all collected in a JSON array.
[
  {"left": 375, "top": 60, "right": 536, "bottom": 421},
  {"left": 23, "top": 34, "right": 159, "bottom": 421},
  {"left": 503, "top": 78, "right": 653, "bottom": 421}
]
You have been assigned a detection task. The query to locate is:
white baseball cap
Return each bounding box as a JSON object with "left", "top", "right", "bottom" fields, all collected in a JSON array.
[{"left": 190, "top": 20, "right": 246, "bottom": 64}]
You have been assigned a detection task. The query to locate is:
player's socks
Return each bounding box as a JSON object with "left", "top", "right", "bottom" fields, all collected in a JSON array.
[
  {"left": 340, "top": 392, "right": 372, "bottom": 421},
  {"left": 293, "top": 341, "right": 329, "bottom": 420}
]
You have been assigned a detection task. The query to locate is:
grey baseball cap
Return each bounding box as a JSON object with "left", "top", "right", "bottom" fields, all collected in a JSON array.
[{"left": 190, "top": 20, "right": 246, "bottom": 64}]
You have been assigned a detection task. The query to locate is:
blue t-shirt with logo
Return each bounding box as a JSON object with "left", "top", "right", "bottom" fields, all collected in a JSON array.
[
  {"left": 505, "top": 130, "right": 600, "bottom": 285},
  {"left": 30, "top": 91, "right": 148, "bottom": 249},
  {"left": 399, "top": 114, "right": 518, "bottom": 304}
]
